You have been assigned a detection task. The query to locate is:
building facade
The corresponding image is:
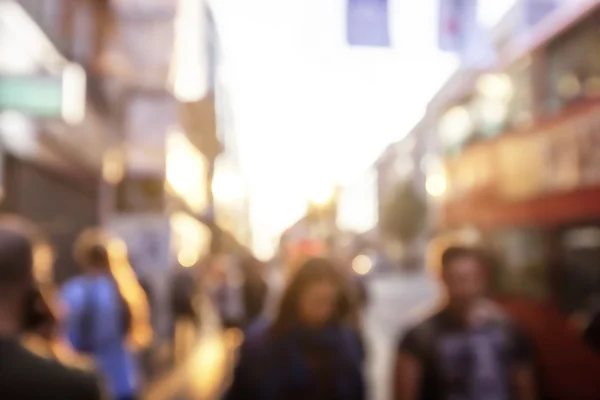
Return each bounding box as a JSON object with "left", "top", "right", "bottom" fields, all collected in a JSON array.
[{"left": 0, "top": 0, "right": 114, "bottom": 281}]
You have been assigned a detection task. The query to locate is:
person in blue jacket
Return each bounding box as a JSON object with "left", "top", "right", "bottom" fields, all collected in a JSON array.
[
  {"left": 62, "top": 231, "right": 141, "bottom": 400},
  {"left": 225, "top": 257, "right": 365, "bottom": 400}
]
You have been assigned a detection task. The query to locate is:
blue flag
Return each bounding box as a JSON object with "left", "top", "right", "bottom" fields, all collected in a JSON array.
[{"left": 347, "top": 0, "right": 390, "bottom": 47}]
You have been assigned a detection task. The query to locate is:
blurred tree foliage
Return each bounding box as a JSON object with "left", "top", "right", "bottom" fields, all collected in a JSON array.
[{"left": 380, "top": 181, "right": 427, "bottom": 245}]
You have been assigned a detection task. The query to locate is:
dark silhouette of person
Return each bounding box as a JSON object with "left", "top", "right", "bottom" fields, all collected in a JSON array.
[{"left": 0, "top": 216, "right": 102, "bottom": 399}]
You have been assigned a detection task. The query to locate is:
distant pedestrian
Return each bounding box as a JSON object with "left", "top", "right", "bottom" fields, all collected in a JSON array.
[
  {"left": 170, "top": 264, "right": 200, "bottom": 364},
  {"left": 239, "top": 256, "right": 268, "bottom": 327}
]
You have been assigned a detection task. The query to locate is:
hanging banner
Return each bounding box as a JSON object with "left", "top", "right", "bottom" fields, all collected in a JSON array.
[
  {"left": 347, "top": 0, "right": 390, "bottom": 47},
  {"left": 438, "top": 0, "right": 495, "bottom": 68},
  {"left": 439, "top": 0, "right": 475, "bottom": 53}
]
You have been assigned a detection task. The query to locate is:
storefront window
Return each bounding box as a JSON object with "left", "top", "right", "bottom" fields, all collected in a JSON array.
[
  {"left": 489, "top": 229, "right": 549, "bottom": 300},
  {"left": 506, "top": 57, "right": 534, "bottom": 130},
  {"left": 545, "top": 9, "right": 600, "bottom": 114},
  {"left": 473, "top": 73, "right": 513, "bottom": 138}
]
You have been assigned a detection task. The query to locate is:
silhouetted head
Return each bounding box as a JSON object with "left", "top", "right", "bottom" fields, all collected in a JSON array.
[
  {"left": 0, "top": 215, "right": 54, "bottom": 335},
  {"left": 74, "top": 228, "right": 111, "bottom": 273},
  {"left": 0, "top": 219, "right": 35, "bottom": 299},
  {"left": 273, "top": 257, "right": 352, "bottom": 334},
  {"left": 440, "top": 246, "right": 489, "bottom": 310}
]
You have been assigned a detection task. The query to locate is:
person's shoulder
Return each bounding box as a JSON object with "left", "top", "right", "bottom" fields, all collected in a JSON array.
[
  {"left": 397, "top": 308, "right": 443, "bottom": 357},
  {"left": 477, "top": 300, "right": 515, "bottom": 328},
  {"left": 6, "top": 344, "right": 102, "bottom": 399},
  {"left": 62, "top": 276, "right": 85, "bottom": 292},
  {"left": 48, "top": 362, "right": 102, "bottom": 399},
  {"left": 404, "top": 308, "right": 444, "bottom": 336},
  {"left": 60, "top": 278, "right": 87, "bottom": 305}
]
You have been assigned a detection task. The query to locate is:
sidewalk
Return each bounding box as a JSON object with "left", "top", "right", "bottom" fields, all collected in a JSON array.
[{"left": 144, "top": 297, "right": 241, "bottom": 400}]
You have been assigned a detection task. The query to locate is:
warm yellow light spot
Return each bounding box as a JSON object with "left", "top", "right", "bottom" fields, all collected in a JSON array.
[
  {"left": 477, "top": 73, "right": 513, "bottom": 101},
  {"left": 439, "top": 105, "right": 473, "bottom": 146},
  {"left": 106, "top": 236, "right": 153, "bottom": 350},
  {"left": 61, "top": 62, "right": 86, "bottom": 125},
  {"left": 171, "top": 212, "right": 211, "bottom": 266},
  {"left": 426, "top": 174, "right": 447, "bottom": 197},
  {"left": 33, "top": 242, "right": 54, "bottom": 284},
  {"left": 352, "top": 255, "right": 373, "bottom": 275},
  {"left": 557, "top": 73, "right": 581, "bottom": 99},
  {"left": 166, "top": 129, "right": 208, "bottom": 213},
  {"left": 178, "top": 248, "right": 198, "bottom": 268},
  {"left": 307, "top": 183, "right": 335, "bottom": 206},
  {"left": 102, "top": 148, "right": 124, "bottom": 184},
  {"left": 188, "top": 334, "right": 227, "bottom": 398}
]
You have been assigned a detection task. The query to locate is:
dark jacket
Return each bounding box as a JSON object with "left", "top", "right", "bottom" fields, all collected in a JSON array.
[
  {"left": 0, "top": 337, "right": 102, "bottom": 400},
  {"left": 225, "top": 322, "right": 365, "bottom": 400}
]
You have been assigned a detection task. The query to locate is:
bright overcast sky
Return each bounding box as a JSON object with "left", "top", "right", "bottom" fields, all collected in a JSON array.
[{"left": 212, "top": 0, "right": 516, "bottom": 259}]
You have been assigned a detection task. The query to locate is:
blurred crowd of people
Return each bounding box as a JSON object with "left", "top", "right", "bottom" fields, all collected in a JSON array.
[
  {"left": 1, "top": 212, "right": 599, "bottom": 400},
  {"left": 222, "top": 247, "right": 543, "bottom": 400},
  {"left": 0, "top": 216, "right": 152, "bottom": 399}
]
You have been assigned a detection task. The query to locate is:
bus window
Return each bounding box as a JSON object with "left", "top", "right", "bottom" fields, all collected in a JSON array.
[
  {"left": 558, "top": 226, "right": 600, "bottom": 315},
  {"left": 489, "top": 228, "right": 549, "bottom": 300}
]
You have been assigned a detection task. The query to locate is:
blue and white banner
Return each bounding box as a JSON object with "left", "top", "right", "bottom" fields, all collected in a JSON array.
[
  {"left": 347, "top": 0, "right": 390, "bottom": 47},
  {"left": 438, "top": 0, "right": 496, "bottom": 68},
  {"left": 438, "top": 0, "right": 477, "bottom": 53}
]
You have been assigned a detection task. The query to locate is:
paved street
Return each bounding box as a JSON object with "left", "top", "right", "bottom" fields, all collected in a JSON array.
[
  {"left": 144, "top": 298, "right": 240, "bottom": 400},
  {"left": 362, "top": 271, "right": 441, "bottom": 400}
]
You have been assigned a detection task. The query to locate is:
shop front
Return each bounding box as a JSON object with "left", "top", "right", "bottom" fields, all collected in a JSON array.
[
  {"left": 0, "top": 2, "right": 104, "bottom": 283},
  {"left": 0, "top": 154, "right": 99, "bottom": 282}
]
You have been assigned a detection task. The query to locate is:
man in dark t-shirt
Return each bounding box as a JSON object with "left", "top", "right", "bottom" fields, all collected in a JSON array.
[
  {"left": 0, "top": 217, "right": 103, "bottom": 399},
  {"left": 394, "top": 246, "right": 536, "bottom": 400}
]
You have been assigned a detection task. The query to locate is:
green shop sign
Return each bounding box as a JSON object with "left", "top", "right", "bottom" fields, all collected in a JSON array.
[{"left": 0, "top": 76, "right": 62, "bottom": 117}]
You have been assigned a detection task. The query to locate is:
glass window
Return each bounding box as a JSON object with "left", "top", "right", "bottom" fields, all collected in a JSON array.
[
  {"left": 438, "top": 102, "right": 475, "bottom": 155},
  {"left": 558, "top": 225, "right": 600, "bottom": 314},
  {"left": 545, "top": 9, "right": 600, "bottom": 113},
  {"left": 506, "top": 57, "right": 534, "bottom": 130},
  {"left": 488, "top": 229, "right": 549, "bottom": 300}
]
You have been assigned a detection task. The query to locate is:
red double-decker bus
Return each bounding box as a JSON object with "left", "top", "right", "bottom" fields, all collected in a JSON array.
[{"left": 435, "top": 2, "right": 600, "bottom": 398}]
